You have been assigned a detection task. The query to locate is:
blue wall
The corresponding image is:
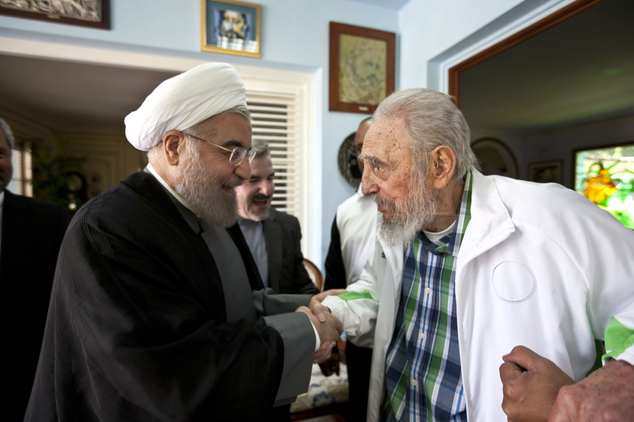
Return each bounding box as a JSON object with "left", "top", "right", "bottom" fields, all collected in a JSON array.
[{"left": 0, "top": 0, "right": 399, "bottom": 262}]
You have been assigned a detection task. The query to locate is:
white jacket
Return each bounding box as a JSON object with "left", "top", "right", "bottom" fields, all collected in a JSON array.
[{"left": 324, "top": 170, "right": 634, "bottom": 422}]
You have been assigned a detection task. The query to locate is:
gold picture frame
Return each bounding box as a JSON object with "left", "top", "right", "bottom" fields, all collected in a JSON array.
[
  {"left": 200, "top": 0, "right": 261, "bottom": 58},
  {"left": 329, "top": 21, "right": 396, "bottom": 114}
]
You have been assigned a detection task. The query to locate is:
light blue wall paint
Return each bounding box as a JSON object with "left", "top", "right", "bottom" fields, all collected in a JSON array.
[{"left": 0, "top": 0, "right": 399, "bottom": 264}]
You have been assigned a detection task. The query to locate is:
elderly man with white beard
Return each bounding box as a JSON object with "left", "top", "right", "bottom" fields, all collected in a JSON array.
[
  {"left": 25, "top": 63, "right": 341, "bottom": 422},
  {"left": 310, "top": 88, "right": 634, "bottom": 422}
]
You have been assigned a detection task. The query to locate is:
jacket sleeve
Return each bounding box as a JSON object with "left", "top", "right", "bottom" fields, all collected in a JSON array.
[
  {"left": 65, "top": 217, "right": 285, "bottom": 419},
  {"left": 289, "top": 216, "right": 319, "bottom": 294},
  {"left": 322, "top": 241, "right": 381, "bottom": 345},
  {"left": 570, "top": 197, "right": 634, "bottom": 366},
  {"left": 324, "top": 215, "right": 347, "bottom": 290}
]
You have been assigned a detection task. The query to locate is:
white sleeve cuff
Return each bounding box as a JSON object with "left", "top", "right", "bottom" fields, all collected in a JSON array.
[
  {"left": 307, "top": 317, "right": 320, "bottom": 352},
  {"left": 616, "top": 345, "right": 634, "bottom": 366}
]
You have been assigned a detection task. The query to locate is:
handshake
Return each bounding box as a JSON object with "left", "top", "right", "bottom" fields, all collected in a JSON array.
[{"left": 296, "top": 290, "right": 346, "bottom": 363}]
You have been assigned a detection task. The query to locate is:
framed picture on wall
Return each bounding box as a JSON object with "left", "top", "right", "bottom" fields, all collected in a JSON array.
[
  {"left": 329, "top": 21, "right": 395, "bottom": 114},
  {"left": 528, "top": 160, "right": 563, "bottom": 184},
  {"left": 471, "top": 138, "right": 519, "bottom": 178},
  {"left": 0, "top": 0, "right": 110, "bottom": 29},
  {"left": 200, "top": 0, "right": 261, "bottom": 58}
]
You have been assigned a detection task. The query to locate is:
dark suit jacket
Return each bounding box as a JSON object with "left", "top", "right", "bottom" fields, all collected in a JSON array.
[
  {"left": 0, "top": 190, "right": 68, "bottom": 422},
  {"left": 25, "top": 172, "right": 285, "bottom": 422},
  {"left": 262, "top": 208, "right": 318, "bottom": 295}
]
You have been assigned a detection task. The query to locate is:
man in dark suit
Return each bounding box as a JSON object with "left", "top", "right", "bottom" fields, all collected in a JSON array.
[
  {"left": 0, "top": 118, "right": 69, "bottom": 421},
  {"left": 234, "top": 145, "right": 318, "bottom": 295}
]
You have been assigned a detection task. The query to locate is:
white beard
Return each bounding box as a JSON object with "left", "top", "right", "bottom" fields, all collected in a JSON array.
[
  {"left": 377, "top": 170, "right": 438, "bottom": 246},
  {"left": 175, "top": 142, "right": 237, "bottom": 228}
]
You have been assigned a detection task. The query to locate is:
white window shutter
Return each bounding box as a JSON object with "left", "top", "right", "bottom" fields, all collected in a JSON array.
[{"left": 247, "top": 92, "right": 302, "bottom": 220}]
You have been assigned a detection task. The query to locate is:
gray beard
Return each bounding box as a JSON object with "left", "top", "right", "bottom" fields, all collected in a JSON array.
[
  {"left": 377, "top": 173, "right": 438, "bottom": 246},
  {"left": 175, "top": 144, "right": 237, "bottom": 228}
]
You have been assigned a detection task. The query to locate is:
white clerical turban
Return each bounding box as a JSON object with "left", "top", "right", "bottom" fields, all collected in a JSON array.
[{"left": 124, "top": 62, "right": 246, "bottom": 151}]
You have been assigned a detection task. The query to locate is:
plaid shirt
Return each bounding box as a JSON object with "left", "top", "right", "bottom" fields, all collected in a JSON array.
[{"left": 384, "top": 172, "right": 472, "bottom": 422}]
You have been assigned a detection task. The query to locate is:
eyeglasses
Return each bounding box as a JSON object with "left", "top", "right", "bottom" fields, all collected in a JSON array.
[
  {"left": 183, "top": 132, "right": 256, "bottom": 166},
  {"left": 358, "top": 153, "right": 392, "bottom": 181}
]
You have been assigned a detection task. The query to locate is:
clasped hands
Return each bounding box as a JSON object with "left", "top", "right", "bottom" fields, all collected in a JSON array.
[{"left": 296, "top": 289, "right": 346, "bottom": 363}]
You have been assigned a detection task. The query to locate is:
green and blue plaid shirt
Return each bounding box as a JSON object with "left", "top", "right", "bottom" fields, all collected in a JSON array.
[{"left": 384, "top": 172, "right": 472, "bottom": 422}]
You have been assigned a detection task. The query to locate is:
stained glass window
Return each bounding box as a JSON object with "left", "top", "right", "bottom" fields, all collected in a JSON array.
[{"left": 574, "top": 144, "right": 634, "bottom": 229}]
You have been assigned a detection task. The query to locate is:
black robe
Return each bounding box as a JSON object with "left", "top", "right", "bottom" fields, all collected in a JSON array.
[
  {"left": 25, "top": 172, "right": 285, "bottom": 422},
  {"left": 1, "top": 191, "right": 68, "bottom": 421}
]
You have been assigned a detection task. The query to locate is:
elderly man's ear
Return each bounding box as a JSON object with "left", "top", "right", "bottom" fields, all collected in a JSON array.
[
  {"left": 430, "top": 145, "right": 457, "bottom": 189},
  {"left": 162, "top": 130, "right": 185, "bottom": 165}
]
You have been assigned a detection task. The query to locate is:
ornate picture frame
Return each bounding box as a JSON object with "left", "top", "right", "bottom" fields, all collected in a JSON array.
[
  {"left": 329, "top": 22, "right": 395, "bottom": 114},
  {"left": 0, "top": 0, "right": 110, "bottom": 29},
  {"left": 528, "top": 159, "right": 563, "bottom": 184},
  {"left": 200, "top": 0, "right": 261, "bottom": 58}
]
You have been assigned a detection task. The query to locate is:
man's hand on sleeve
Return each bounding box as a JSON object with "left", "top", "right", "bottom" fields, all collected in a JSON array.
[
  {"left": 548, "top": 359, "right": 634, "bottom": 422},
  {"left": 296, "top": 305, "right": 342, "bottom": 363},
  {"left": 499, "top": 345, "right": 573, "bottom": 422},
  {"left": 308, "top": 289, "right": 345, "bottom": 322}
]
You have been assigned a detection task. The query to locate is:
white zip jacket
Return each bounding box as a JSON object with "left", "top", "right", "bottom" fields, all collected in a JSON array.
[{"left": 324, "top": 169, "right": 634, "bottom": 422}]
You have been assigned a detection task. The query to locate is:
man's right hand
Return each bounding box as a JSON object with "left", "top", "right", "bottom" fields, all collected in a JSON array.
[
  {"left": 297, "top": 305, "right": 342, "bottom": 363},
  {"left": 309, "top": 289, "right": 345, "bottom": 322}
]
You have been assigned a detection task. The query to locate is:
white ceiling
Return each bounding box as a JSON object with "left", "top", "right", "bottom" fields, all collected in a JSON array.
[
  {"left": 460, "top": 0, "right": 634, "bottom": 131},
  {"left": 0, "top": 57, "right": 176, "bottom": 133},
  {"left": 346, "top": 0, "right": 410, "bottom": 10}
]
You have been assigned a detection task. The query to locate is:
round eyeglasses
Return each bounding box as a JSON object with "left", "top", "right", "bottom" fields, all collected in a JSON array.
[{"left": 183, "top": 132, "right": 256, "bottom": 166}]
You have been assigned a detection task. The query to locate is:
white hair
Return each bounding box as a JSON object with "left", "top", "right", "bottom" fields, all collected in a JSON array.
[
  {"left": 0, "top": 118, "right": 16, "bottom": 149},
  {"left": 373, "top": 88, "right": 477, "bottom": 180}
]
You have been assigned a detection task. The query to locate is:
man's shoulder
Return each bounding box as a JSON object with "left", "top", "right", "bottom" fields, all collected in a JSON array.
[
  {"left": 268, "top": 207, "right": 299, "bottom": 224},
  {"left": 336, "top": 191, "right": 376, "bottom": 226},
  {"left": 4, "top": 190, "right": 67, "bottom": 218}
]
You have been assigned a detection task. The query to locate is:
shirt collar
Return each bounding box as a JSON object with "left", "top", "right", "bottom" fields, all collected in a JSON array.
[
  {"left": 146, "top": 164, "right": 202, "bottom": 234},
  {"left": 146, "top": 163, "right": 192, "bottom": 212},
  {"left": 419, "top": 171, "right": 473, "bottom": 257}
]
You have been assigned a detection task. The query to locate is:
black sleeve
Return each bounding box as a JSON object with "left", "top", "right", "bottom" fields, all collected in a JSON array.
[
  {"left": 289, "top": 217, "right": 319, "bottom": 295},
  {"left": 324, "top": 214, "right": 347, "bottom": 290},
  {"left": 29, "top": 215, "right": 284, "bottom": 421}
]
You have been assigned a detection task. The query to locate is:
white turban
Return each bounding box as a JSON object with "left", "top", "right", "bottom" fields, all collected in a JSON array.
[{"left": 124, "top": 62, "right": 247, "bottom": 151}]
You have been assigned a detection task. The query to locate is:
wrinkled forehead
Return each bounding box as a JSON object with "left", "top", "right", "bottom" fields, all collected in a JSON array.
[{"left": 362, "top": 116, "right": 413, "bottom": 162}]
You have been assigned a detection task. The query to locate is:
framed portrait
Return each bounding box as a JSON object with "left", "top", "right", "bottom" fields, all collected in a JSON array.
[
  {"left": 471, "top": 138, "right": 519, "bottom": 178},
  {"left": 200, "top": 0, "right": 261, "bottom": 58},
  {"left": 528, "top": 160, "right": 563, "bottom": 184},
  {"left": 0, "top": 0, "right": 109, "bottom": 29},
  {"left": 329, "top": 22, "right": 395, "bottom": 114}
]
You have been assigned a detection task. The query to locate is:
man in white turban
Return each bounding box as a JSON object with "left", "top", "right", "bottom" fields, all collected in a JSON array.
[{"left": 25, "top": 63, "right": 341, "bottom": 422}]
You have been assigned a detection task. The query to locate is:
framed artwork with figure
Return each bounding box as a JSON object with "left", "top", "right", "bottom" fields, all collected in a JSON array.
[
  {"left": 329, "top": 21, "right": 395, "bottom": 114},
  {"left": 0, "top": 0, "right": 110, "bottom": 29},
  {"left": 200, "top": 0, "right": 261, "bottom": 58}
]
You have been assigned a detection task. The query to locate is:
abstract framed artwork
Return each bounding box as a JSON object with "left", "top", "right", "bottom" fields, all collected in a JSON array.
[
  {"left": 0, "top": 0, "right": 110, "bottom": 29},
  {"left": 200, "top": 0, "right": 261, "bottom": 58},
  {"left": 329, "top": 21, "right": 395, "bottom": 114},
  {"left": 528, "top": 160, "right": 563, "bottom": 184}
]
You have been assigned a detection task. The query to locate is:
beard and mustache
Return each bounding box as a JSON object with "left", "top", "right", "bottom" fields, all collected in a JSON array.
[
  {"left": 374, "top": 167, "right": 439, "bottom": 245},
  {"left": 174, "top": 141, "right": 239, "bottom": 228}
]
